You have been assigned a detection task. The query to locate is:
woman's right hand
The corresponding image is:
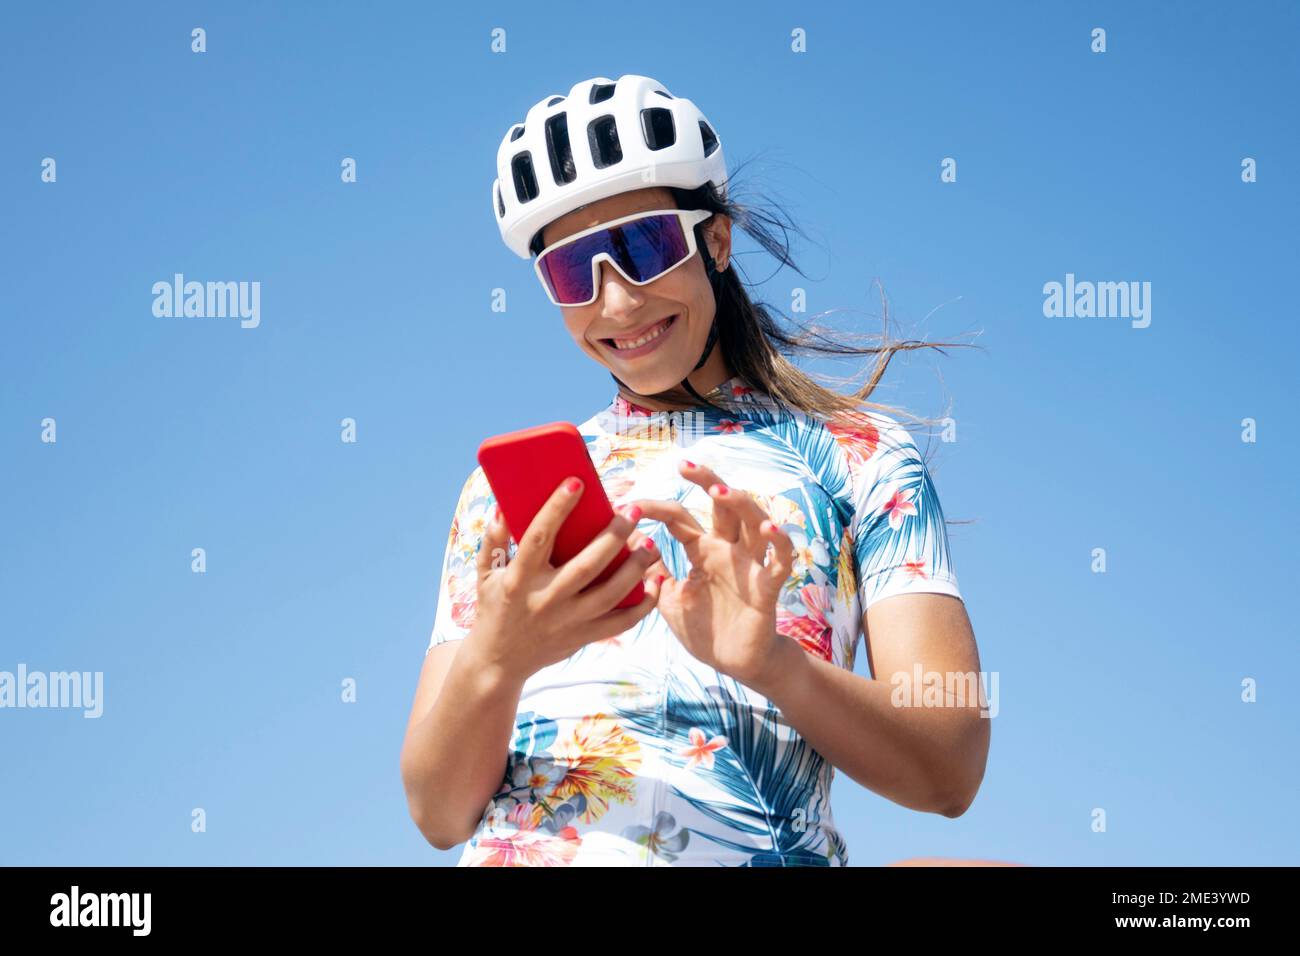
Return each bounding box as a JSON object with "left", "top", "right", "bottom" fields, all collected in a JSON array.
[{"left": 460, "top": 476, "right": 664, "bottom": 684}]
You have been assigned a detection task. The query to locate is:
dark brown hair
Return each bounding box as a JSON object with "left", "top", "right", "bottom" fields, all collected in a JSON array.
[{"left": 584, "top": 158, "right": 980, "bottom": 441}]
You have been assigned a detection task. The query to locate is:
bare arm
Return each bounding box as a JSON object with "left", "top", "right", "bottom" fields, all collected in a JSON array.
[
  {"left": 751, "top": 591, "right": 989, "bottom": 817},
  {"left": 399, "top": 639, "right": 528, "bottom": 850}
]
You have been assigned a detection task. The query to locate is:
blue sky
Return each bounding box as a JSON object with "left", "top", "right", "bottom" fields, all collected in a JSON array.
[{"left": 1, "top": 1, "right": 1296, "bottom": 866}]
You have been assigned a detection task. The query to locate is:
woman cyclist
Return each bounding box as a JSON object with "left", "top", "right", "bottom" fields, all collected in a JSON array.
[{"left": 400, "top": 74, "right": 992, "bottom": 866}]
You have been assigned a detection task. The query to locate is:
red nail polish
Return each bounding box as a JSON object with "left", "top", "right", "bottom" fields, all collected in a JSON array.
[
  {"left": 682, "top": 459, "right": 695, "bottom": 468},
  {"left": 713, "top": 484, "right": 728, "bottom": 496},
  {"left": 624, "top": 504, "right": 642, "bottom": 522},
  {"left": 565, "top": 478, "right": 582, "bottom": 493},
  {"left": 656, "top": 574, "right": 666, "bottom": 586},
  {"left": 642, "top": 538, "right": 656, "bottom": 551}
]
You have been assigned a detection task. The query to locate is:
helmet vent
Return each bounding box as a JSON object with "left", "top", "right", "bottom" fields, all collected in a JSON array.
[
  {"left": 545, "top": 112, "right": 576, "bottom": 184},
  {"left": 587, "top": 115, "right": 622, "bottom": 168},
  {"left": 496, "top": 76, "right": 725, "bottom": 259},
  {"left": 511, "top": 151, "right": 539, "bottom": 203},
  {"left": 640, "top": 107, "right": 675, "bottom": 151},
  {"left": 699, "top": 120, "right": 719, "bottom": 157}
]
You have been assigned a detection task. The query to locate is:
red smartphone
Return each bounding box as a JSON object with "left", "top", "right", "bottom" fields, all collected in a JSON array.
[{"left": 476, "top": 421, "right": 646, "bottom": 610}]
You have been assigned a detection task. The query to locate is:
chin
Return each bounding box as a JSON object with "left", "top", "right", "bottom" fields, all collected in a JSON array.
[{"left": 596, "top": 339, "right": 691, "bottom": 391}]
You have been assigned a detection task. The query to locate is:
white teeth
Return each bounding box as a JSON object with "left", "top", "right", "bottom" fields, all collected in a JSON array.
[{"left": 612, "top": 316, "right": 674, "bottom": 350}]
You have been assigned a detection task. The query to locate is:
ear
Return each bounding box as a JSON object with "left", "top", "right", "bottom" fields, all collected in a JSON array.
[{"left": 704, "top": 213, "right": 733, "bottom": 271}]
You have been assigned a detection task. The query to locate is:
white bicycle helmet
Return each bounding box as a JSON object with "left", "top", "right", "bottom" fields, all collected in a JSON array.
[{"left": 490, "top": 74, "right": 728, "bottom": 260}]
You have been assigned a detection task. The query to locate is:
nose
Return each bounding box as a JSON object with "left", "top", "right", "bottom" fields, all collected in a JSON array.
[{"left": 596, "top": 259, "right": 646, "bottom": 318}]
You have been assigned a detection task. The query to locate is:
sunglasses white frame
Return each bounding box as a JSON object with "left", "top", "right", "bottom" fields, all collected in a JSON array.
[{"left": 533, "top": 207, "right": 715, "bottom": 307}]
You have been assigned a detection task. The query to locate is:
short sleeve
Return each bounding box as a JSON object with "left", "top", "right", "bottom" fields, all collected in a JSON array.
[
  {"left": 426, "top": 466, "right": 499, "bottom": 654},
  {"left": 845, "top": 415, "right": 962, "bottom": 612}
]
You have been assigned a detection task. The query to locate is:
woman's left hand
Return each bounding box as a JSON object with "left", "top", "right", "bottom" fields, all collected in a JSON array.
[{"left": 631, "top": 460, "right": 796, "bottom": 689}]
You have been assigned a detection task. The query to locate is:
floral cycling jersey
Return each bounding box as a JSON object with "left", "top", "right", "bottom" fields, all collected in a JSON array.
[{"left": 425, "top": 374, "right": 963, "bottom": 866}]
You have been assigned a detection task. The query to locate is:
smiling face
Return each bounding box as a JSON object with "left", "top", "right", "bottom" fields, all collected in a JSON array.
[{"left": 538, "top": 187, "right": 734, "bottom": 402}]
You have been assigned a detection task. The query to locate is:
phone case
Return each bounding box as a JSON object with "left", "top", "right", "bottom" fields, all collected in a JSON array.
[{"left": 477, "top": 422, "right": 646, "bottom": 610}]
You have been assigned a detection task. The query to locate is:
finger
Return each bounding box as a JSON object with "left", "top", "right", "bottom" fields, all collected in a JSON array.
[
  {"left": 631, "top": 500, "right": 706, "bottom": 558},
  {"left": 759, "top": 518, "right": 796, "bottom": 591},
  {"left": 644, "top": 568, "right": 672, "bottom": 603},
  {"left": 680, "top": 460, "right": 747, "bottom": 544},
  {"left": 705, "top": 482, "right": 741, "bottom": 543},
  {"left": 712, "top": 485, "right": 772, "bottom": 561},
  {"left": 573, "top": 538, "right": 660, "bottom": 619},
  {"left": 678, "top": 458, "right": 725, "bottom": 492},
  {"left": 626, "top": 496, "right": 702, "bottom": 541},
  {"left": 643, "top": 555, "right": 669, "bottom": 582},
  {"left": 513, "top": 476, "right": 585, "bottom": 575},
  {"left": 678, "top": 460, "right": 737, "bottom": 541},
  {"left": 476, "top": 503, "right": 513, "bottom": 582},
  {"left": 624, "top": 530, "right": 665, "bottom": 573},
  {"left": 550, "top": 503, "right": 644, "bottom": 598},
  {"left": 586, "top": 580, "right": 661, "bottom": 641},
  {"left": 587, "top": 598, "right": 653, "bottom": 642}
]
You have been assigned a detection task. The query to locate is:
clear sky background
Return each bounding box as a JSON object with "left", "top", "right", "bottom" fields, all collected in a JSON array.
[{"left": 2, "top": 1, "right": 1296, "bottom": 866}]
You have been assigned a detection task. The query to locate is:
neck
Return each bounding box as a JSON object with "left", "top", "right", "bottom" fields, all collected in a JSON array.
[{"left": 616, "top": 350, "right": 735, "bottom": 412}]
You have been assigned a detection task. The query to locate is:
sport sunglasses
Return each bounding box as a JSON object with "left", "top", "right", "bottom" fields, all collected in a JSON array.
[{"left": 533, "top": 208, "right": 715, "bottom": 307}]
